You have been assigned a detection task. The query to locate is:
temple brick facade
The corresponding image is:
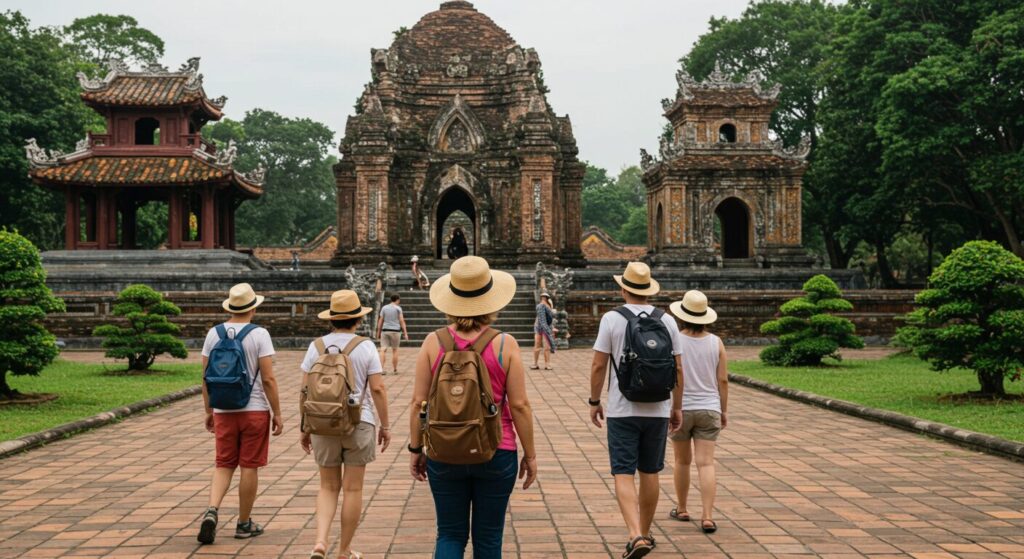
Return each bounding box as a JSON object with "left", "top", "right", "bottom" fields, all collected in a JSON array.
[
  {"left": 641, "top": 63, "right": 814, "bottom": 268},
  {"left": 332, "top": 1, "right": 585, "bottom": 268}
]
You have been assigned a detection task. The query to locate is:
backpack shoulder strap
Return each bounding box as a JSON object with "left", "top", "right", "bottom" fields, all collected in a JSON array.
[
  {"left": 614, "top": 306, "right": 635, "bottom": 321},
  {"left": 234, "top": 324, "right": 258, "bottom": 343},
  {"left": 470, "top": 328, "right": 501, "bottom": 355},
  {"left": 650, "top": 308, "right": 665, "bottom": 320},
  {"left": 313, "top": 337, "right": 327, "bottom": 356},
  {"left": 215, "top": 323, "right": 228, "bottom": 340},
  {"left": 341, "top": 335, "right": 368, "bottom": 356},
  {"left": 435, "top": 327, "right": 456, "bottom": 353}
]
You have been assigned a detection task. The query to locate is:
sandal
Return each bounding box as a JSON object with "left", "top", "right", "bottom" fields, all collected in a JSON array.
[
  {"left": 644, "top": 534, "right": 656, "bottom": 549},
  {"left": 530, "top": 365, "right": 540, "bottom": 370},
  {"left": 310, "top": 543, "right": 327, "bottom": 559},
  {"left": 701, "top": 519, "right": 718, "bottom": 534},
  {"left": 544, "top": 366, "right": 553, "bottom": 370},
  {"left": 340, "top": 552, "right": 363, "bottom": 559},
  {"left": 669, "top": 507, "right": 690, "bottom": 521},
  {"left": 622, "top": 535, "right": 652, "bottom": 558}
]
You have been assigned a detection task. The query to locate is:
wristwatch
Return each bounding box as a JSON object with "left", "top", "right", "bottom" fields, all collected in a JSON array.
[
  {"left": 407, "top": 444, "right": 423, "bottom": 454},
  {"left": 588, "top": 398, "right": 601, "bottom": 407}
]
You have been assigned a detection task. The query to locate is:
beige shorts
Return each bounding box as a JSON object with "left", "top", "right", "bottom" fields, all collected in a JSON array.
[
  {"left": 311, "top": 422, "right": 376, "bottom": 467},
  {"left": 670, "top": 410, "right": 722, "bottom": 442},
  {"left": 381, "top": 331, "right": 401, "bottom": 349}
]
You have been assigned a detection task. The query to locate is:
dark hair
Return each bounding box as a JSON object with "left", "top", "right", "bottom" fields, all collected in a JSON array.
[
  {"left": 330, "top": 317, "right": 362, "bottom": 330},
  {"left": 390, "top": 294, "right": 400, "bottom": 302},
  {"left": 681, "top": 320, "right": 705, "bottom": 333}
]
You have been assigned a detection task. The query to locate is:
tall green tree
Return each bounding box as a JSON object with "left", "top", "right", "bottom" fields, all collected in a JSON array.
[
  {"left": 205, "top": 110, "right": 337, "bottom": 246},
  {"left": 680, "top": 1, "right": 847, "bottom": 266},
  {"left": 0, "top": 11, "right": 98, "bottom": 249},
  {"left": 62, "top": 14, "right": 164, "bottom": 66},
  {"left": 581, "top": 163, "right": 646, "bottom": 244}
]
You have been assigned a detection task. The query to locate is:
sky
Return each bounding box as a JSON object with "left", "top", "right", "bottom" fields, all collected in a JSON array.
[{"left": 4, "top": 0, "right": 752, "bottom": 173}]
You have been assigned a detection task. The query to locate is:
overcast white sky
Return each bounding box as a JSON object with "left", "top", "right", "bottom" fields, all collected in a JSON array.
[{"left": 5, "top": 0, "right": 751, "bottom": 173}]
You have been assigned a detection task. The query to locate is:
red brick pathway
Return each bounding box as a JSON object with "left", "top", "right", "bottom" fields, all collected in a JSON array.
[{"left": 1, "top": 348, "right": 1022, "bottom": 558}]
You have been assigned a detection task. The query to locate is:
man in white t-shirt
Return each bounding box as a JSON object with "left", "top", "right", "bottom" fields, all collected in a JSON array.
[
  {"left": 299, "top": 289, "right": 391, "bottom": 559},
  {"left": 197, "top": 283, "right": 283, "bottom": 545},
  {"left": 589, "top": 262, "right": 683, "bottom": 558}
]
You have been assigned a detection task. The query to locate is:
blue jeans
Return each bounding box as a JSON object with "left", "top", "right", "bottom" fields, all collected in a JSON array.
[{"left": 427, "top": 449, "right": 518, "bottom": 559}]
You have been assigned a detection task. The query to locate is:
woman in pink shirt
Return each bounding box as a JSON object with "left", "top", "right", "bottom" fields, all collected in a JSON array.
[{"left": 407, "top": 256, "right": 538, "bottom": 559}]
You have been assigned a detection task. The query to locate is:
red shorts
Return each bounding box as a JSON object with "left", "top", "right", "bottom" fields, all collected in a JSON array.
[{"left": 214, "top": 411, "right": 270, "bottom": 469}]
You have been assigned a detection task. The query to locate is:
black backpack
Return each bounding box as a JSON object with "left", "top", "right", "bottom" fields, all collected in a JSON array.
[{"left": 611, "top": 307, "right": 677, "bottom": 402}]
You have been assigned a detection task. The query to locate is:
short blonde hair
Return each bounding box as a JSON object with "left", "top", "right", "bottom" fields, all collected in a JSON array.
[{"left": 446, "top": 313, "right": 496, "bottom": 333}]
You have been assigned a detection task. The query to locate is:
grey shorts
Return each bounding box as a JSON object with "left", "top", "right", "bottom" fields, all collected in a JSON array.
[
  {"left": 381, "top": 331, "right": 401, "bottom": 349},
  {"left": 311, "top": 422, "right": 376, "bottom": 467},
  {"left": 670, "top": 410, "right": 722, "bottom": 442}
]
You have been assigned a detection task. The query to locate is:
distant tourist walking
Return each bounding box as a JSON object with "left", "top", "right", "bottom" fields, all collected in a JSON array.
[
  {"left": 531, "top": 293, "right": 556, "bottom": 370},
  {"left": 299, "top": 290, "right": 391, "bottom": 559},
  {"left": 197, "top": 283, "right": 283, "bottom": 545},
  {"left": 447, "top": 227, "right": 469, "bottom": 260},
  {"left": 377, "top": 294, "right": 409, "bottom": 374},
  {"left": 667, "top": 290, "right": 728, "bottom": 534},
  {"left": 411, "top": 256, "right": 430, "bottom": 290},
  {"left": 589, "top": 262, "right": 683, "bottom": 558},
  {"left": 408, "top": 256, "right": 537, "bottom": 559}
]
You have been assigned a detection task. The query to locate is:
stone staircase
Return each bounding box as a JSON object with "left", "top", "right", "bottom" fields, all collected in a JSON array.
[{"left": 386, "top": 270, "right": 538, "bottom": 344}]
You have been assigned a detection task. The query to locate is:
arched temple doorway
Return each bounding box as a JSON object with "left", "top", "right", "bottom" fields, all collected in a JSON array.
[
  {"left": 715, "top": 197, "right": 752, "bottom": 259},
  {"left": 435, "top": 186, "right": 476, "bottom": 259}
]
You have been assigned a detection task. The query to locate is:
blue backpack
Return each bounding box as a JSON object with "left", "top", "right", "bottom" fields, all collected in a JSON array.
[{"left": 205, "top": 324, "right": 259, "bottom": 410}]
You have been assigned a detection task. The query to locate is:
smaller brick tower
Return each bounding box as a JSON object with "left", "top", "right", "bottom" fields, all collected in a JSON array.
[{"left": 641, "top": 63, "right": 813, "bottom": 268}]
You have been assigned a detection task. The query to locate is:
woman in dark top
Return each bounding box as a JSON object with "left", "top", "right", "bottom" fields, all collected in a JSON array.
[{"left": 447, "top": 228, "right": 469, "bottom": 260}]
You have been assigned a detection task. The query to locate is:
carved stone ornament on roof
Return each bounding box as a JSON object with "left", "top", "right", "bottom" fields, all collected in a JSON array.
[
  {"left": 659, "top": 136, "right": 683, "bottom": 161},
  {"left": 238, "top": 164, "right": 267, "bottom": 186},
  {"left": 428, "top": 94, "right": 485, "bottom": 152},
  {"left": 661, "top": 97, "right": 674, "bottom": 111},
  {"left": 675, "top": 68, "right": 698, "bottom": 100},
  {"left": 143, "top": 62, "right": 169, "bottom": 73},
  {"left": 446, "top": 55, "right": 469, "bottom": 78},
  {"left": 772, "top": 135, "right": 812, "bottom": 160},
  {"left": 675, "top": 61, "right": 781, "bottom": 100},
  {"left": 528, "top": 93, "right": 547, "bottom": 114},
  {"left": 74, "top": 136, "right": 90, "bottom": 153},
  {"left": 24, "top": 138, "right": 61, "bottom": 168},
  {"left": 361, "top": 85, "right": 384, "bottom": 114},
  {"left": 179, "top": 57, "right": 201, "bottom": 74},
  {"left": 76, "top": 58, "right": 126, "bottom": 91},
  {"left": 639, "top": 148, "right": 658, "bottom": 172},
  {"left": 215, "top": 140, "right": 238, "bottom": 166},
  {"left": 210, "top": 95, "right": 228, "bottom": 108}
]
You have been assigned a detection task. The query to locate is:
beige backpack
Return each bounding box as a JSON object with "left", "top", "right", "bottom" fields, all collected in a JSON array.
[
  {"left": 300, "top": 336, "right": 367, "bottom": 436},
  {"left": 423, "top": 327, "right": 504, "bottom": 465}
]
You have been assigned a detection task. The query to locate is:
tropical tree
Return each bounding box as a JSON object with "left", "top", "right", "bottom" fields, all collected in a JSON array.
[
  {"left": 581, "top": 163, "right": 646, "bottom": 244},
  {"left": 62, "top": 14, "right": 164, "bottom": 66},
  {"left": 895, "top": 241, "right": 1024, "bottom": 397},
  {"left": 0, "top": 230, "right": 65, "bottom": 398},
  {"left": 760, "top": 274, "right": 864, "bottom": 366},
  {"left": 93, "top": 284, "right": 187, "bottom": 371}
]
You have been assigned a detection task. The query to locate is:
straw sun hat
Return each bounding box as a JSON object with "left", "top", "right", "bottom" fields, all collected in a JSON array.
[
  {"left": 670, "top": 290, "right": 718, "bottom": 325},
  {"left": 222, "top": 283, "right": 265, "bottom": 314},
  {"left": 317, "top": 289, "right": 373, "bottom": 320},
  {"left": 429, "top": 256, "right": 517, "bottom": 317},
  {"left": 613, "top": 262, "right": 660, "bottom": 297}
]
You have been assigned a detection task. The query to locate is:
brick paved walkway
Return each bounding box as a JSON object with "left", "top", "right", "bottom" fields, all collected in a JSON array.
[{"left": 1, "top": 348, "right": 1022, "bottom": 558}]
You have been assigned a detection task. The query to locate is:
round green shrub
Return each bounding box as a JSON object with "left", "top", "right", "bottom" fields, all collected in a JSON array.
[
  {"left": 93, "top": 284, "right": 188, "bottom": 371},
  {"left": 759, "top": 274, "right": 864, "bottom": 366}
]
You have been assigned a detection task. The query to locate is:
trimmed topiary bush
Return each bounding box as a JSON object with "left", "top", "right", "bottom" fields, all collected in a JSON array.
[
  {"left": 894, "top": 241, "right": 1024, "bottom": 397},
  {"left": 93, "top": 284, "right": 188, "bottom": 371},
  {"left": 0, "top": 230, "right": 66, "bottom": 398},
  {"left": 760, "top": 274, "right": 864, "bottom": 366}
]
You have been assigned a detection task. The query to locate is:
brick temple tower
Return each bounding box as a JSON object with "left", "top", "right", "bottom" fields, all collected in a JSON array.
[
  {"left": 26, "top": 58, "right": 263, "bottom": 251},
  {"left": 641, "top": 63, "right": 813, "bottom": 268},
  {"left": 332, "top": 1, "right": 585, "bottom": 268}
]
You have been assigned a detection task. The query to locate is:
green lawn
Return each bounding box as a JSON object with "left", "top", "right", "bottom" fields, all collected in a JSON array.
[
  {"left": 1, "top": 360, "right": 201, "bottom": 442},
  {"left": 731, "top": 354, "right": 1024, "bottom": 443}
]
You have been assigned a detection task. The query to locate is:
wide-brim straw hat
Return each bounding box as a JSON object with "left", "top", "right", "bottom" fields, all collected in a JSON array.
[
  {"left": 317, "top": 289, "right": 373, "bottom": 320},
  {"left": 670, "top": 290, "right": 718, "bottom": 325},
  {"left": 411, "top": 255, "right": 419, "bottom": 263},
  {"left": 614, "top": 261, "right": 660, "bottom": 297},
  {"left": 222, "top": 283, "right": 265, "bottom": 314},
  {"left": 429, "top": 256, "right": 516, "bottom": 317}
]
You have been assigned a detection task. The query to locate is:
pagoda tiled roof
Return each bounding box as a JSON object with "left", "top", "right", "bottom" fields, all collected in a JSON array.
[{"left": 76, "top": 58, "right": 226, "bottom": 117}]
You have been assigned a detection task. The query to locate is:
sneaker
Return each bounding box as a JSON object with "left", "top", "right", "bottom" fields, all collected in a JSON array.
[
  {"left": 197, "top": 507, "right": 218, "bottom": 544},
  {"left": 234, "top": 519, "right": 264, "bottom": 539}
]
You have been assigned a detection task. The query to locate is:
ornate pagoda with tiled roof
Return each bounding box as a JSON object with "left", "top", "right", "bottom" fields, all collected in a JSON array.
[
  {"left": 333, "top": 1, "right": 585, "bottom": 267},
  {"left": 641, "top": 63, "right": 813, "bottom": 268},
  {"left": 26, "top": 58, "right": 263, "bottom": 251}
]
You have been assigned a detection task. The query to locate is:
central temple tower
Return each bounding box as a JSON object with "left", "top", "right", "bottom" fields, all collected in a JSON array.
[{"left": 332, "top": 1, "right": 585, "bottom": 267}]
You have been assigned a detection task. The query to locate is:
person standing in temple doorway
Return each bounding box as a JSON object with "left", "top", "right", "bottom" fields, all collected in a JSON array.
[
  {"left": 377, "top": 294, "right": 409, "bottom": 374},
  {"left": 447, "top": 227, "right": 469, "bottom": 260},
  {"left": 531, "top": 293, "right": 556, "bottom": 371}
]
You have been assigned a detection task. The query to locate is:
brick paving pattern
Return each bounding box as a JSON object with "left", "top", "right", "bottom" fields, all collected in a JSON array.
[{"left": 1, "top": 348, "right": 1022, "bottom": 558}]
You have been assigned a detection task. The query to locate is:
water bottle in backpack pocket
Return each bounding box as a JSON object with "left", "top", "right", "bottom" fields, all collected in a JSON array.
[
  {"left": 613, "top": 307, "right": 677, "bottom": 403},
  {"left": 204, "top": 324, "right": 259, "bottom": 410}
]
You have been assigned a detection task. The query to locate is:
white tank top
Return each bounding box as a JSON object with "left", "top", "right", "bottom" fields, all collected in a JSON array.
[{"left": 680, "top": 333, "right": 722, "bottom": 412}]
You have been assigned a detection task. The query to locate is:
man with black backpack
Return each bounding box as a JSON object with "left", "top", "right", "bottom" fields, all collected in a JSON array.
[
  {"left": 197, "top": 283, "right": 283, "bottom": 545},
  {"left": 589, "top": 262, "right": 683, "bottom": 559}
]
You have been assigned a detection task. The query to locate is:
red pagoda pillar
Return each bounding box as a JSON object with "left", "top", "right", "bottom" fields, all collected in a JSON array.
[
  {"left": 168, "top": 191, "right": 182, "bottom": 249},
  {"left": 64, "top": 188, "right": 78, "bottom": 250},
  {"left": 201, "top": 187, "right": 215, "bottom": 249}
]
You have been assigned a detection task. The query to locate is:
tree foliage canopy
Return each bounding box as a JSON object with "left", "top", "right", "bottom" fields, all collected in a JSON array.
[
  {"left": 62, "top": 14, "right": 164, "bottom": 66},
  {"left": 894, "top": 241, "right": 1024, "bottom": 396},
  {"left": 581, "top": 163, "right": 647, "bottom": 245},
  {"left": 760, "top": 274, "right": 864, "bottom": 366},
  {"left": 0, "top": 230, "right": 65, "bottom": 396},
  {"left": 93, "top": 284, "right": 187, "bottom": 371}
]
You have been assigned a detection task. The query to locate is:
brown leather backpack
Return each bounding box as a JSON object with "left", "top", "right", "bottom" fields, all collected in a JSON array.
[
  {"left": 300, "top": 336, "right": 367, "bottom": 436},
  {"left": 423, "top": 327, "right": 504, "bottom": 464}
]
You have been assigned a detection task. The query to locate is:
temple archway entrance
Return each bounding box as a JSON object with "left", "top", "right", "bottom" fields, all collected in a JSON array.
[
  {"left": 436, "top": 186, "right": 476, "bottom": 260},
  {"left": 715, "top": 197, "right": 752, "bottom": 259}
]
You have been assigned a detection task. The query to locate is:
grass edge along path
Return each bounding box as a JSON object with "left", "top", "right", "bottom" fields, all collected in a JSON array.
[
  {"left": 731, "top": 354, "right": 1024, "bottom": 444},
  {"left": 0, "top": 359, "right": 202, "bottom": 443}
]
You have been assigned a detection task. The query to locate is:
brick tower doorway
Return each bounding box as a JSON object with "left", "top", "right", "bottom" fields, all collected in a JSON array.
[{"left": 436, "top": 186, "right": 476, "bottom": 260}]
